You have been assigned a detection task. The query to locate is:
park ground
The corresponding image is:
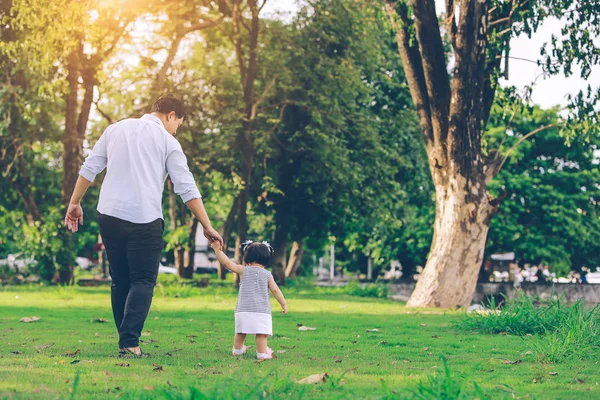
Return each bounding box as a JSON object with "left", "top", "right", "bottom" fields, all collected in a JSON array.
[{"left": 0, "top": 278, "right": 599, "bottom": 399}]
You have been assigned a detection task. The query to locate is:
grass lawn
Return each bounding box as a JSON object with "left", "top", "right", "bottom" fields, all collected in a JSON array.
[{"left": 0, "top": 280, "right": 599, "bottom": 399}]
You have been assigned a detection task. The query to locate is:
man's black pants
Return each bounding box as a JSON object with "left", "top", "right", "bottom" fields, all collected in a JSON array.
[{"left": 98, "top": 213, "right": 163, "bottom": 349}]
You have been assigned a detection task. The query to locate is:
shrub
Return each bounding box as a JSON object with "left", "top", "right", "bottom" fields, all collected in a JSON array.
[
  {"left": 406, "top": 356, "right": 486, "bottom": 400},
  {"left": 458, "top": 294, "right": 600, "bottom": 363}
]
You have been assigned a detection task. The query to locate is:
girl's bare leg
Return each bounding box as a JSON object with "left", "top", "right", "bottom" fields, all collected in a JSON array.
[
  {"left": 256, "top": 334, "right": 268, "bottom": 354},
  {"left": 233, "top": 333, "right": 246, "bottom": 350}
]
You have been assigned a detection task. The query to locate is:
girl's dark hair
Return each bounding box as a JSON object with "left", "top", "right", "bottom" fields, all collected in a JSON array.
[
  {"left": 242, "top": 242, "right": 272, "bottom": 266},
  {"left": 151, "top": 93, "right": 186, "bottom": 120}
]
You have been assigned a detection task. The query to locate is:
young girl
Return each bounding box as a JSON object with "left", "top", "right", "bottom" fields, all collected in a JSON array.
[{"left": 211, "top": 239, "right": 288, "bottom": 360}]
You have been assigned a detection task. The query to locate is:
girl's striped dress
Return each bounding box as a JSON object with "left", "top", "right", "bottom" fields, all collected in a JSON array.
[{"left": 234, "top": 266, "right": 273, "bottom": 335}]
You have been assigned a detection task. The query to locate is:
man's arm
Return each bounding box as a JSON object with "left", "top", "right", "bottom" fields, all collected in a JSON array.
[
  {"left": 65, "top": 127, "right": 109, "bottom": 233},
  {"left": 166, "top": 141, "right": 223, "bottom": 246},
  {"left": 185, "top": 198, "right": 223, "bottom": 247},
  {"left": 64, "top": 176, "right": 92, "bottom": 233}
]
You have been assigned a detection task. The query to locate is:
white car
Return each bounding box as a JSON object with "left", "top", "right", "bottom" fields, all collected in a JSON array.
[{"left": 158, "top": 264, "right": 178, "bottom": 275}]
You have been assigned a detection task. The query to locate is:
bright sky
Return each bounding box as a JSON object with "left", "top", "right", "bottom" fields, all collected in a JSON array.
[{"left": 265, "top": 0, "right": 600, "bottom": 110}]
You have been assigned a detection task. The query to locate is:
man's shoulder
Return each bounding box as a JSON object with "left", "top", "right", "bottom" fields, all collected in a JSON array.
[{"left": 108, "top": 117, "right": 140, "bottom": 130}]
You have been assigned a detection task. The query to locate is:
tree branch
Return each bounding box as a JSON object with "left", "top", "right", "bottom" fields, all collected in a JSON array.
[
  {"left": 182, "top": 15, "right": 224, "bottom": 35},
  {"left": 410, "top": 0, "right": 451, "bottom": 147},
  {"left": 385, "top": 1, "right": 433, "bottom": 147},
  {"left": 487, "top": 122, "right": 562, "bottom": 180},
  {"left": 445, "top": 0, "right": 457, "bottom": 49},
  {"left": 249, "top": 75, "right": 276, "bottom": 120},
  {"left": 93, "top": 100, "right": 114, "bottom": 124}
]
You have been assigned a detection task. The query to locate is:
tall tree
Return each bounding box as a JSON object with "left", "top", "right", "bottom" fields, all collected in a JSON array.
[{"left": 385, "top": 0, "right": 600, "bottom": 307}]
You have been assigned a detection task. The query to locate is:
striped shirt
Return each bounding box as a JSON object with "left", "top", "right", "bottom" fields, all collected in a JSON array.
[
  {"left": 79, "top": 114, "right": 201, "bottom": 224},
  {"left": 235, "top": 266, "right": 272, "bottom": 315}
]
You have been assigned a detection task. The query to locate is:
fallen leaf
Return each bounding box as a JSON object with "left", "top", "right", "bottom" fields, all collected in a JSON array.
[
  {"left": 167, "top": 381, "right": 174, "bottom": 387},
  {"left": 20, "top": 316, "right": 40, "bottom": 323},
  {"left": 297, "top": 373, "right": 329, "bottom": 384},
  {"left": 93, "top": 318, "right": 109, "bottom": 323},
  {"left": 277, "top": 350, "right": 287, "bottom": 354},
  {"left": 423, "top": 347, "right": 429, "bottom": 351},
  {"left": 144, "top": 385, "right": 154, "bottom": 391},
  {"left": 378, "top": 341, "right": 388, "bottom": 345},
  {"left": 502, "top": 359, "right": 522, "bottom": 365},
  {"left": 575, "top": 378, "right": 585, "bottom": 384},
  {"left": 419, "top": 324, "right": 428, "bottom": 327},
  {"left": 153, "top": 365, "right": 164, "bottom": 372},
  {"left": 402, "top": 360, "right": 411, "bottom": 363},
  {"left": 432, "top": 335, "right": 440, "bottom": 339},
  {"left": 298, "top": 326, "right": 317, "bottom": 331},
  {"left": 35, "top": 343, "right": 54, "bottom": 351},
  {"left": 70, "top": 360, "right": 80, "bottom": 364},
  {"left": 521, "top": 351, "right": 533, "bottom": 356},
  {"left": 116, "top": 362, "right": 130, "bottom": 367},
  {"left": 141, "top": 332, "right": 151, "bottom": 336},
  {"left": 65, "top": 349, "right": 80, "bottom": 357},
  {"left": 366, "top": 329, "right": 379, "bottom": 332},
  {"left": 548, "top": 372, "right": 558, "bottom": 376},
  {"left": 482, "top": 369, "right": 494, "bottom": 373},
  {"left": 11, "top": 351, "right": 23, "bottom": 355},
  {"left": 532, "top": 378, "right": 538, "bottom": 384}
]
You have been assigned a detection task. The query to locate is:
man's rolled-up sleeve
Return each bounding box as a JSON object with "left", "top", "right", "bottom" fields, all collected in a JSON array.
[
  {"left": 166, "top": 142, "right": 201, "bottom": 203},
  {"left": 79, "top": 130, "right": 108, "bottom": 182}
]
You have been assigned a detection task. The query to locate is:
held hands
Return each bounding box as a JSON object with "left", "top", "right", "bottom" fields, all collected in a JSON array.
[
  {"left": 204, "top": 227, "right": 224, "bottom": 248},
  {"left": 64, "top": 203, "right": 83, "bottom": 233},
  {"left": 210, "top": 239, "right": 223, "bottom": 252}
]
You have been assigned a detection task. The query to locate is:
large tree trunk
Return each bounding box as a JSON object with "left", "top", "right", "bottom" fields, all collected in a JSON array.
[
  {"left": 61, "top": 47, "right": 81, "bottom": 205},
  {"left": 385, "top": 0, "right": 509, "bottom": 307},
  {"left": 180, "top": 217, "right": 198, "bottom": 279},
  {"left": 285, "top": 240, "right": 303, "bottom": 278},
  {"left": 271, "top": 214, "right": 288, "bottom": 285},
  {"left": 232, "top": 0, "right": 260, "bottom": 288},
  {"left": 218, "top": 195, "right": 238, "bottom": 280},
  {"left": 233, "top": 147, "right": 253, "bottom": 287},
  {"left": 407, "top": 174, "right": 495, "bottom": 308}
]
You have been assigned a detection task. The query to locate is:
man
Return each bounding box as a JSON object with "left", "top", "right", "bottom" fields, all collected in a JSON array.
[{"left": 64, "top": 94, "right": 223, "bottom": 357}]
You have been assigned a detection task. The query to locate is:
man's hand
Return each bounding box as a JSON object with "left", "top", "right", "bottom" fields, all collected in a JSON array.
[
  {"left": 64, "top": 203, "right": 84, "bottom": 233},
  {"left": 203, "top": 226, "right": 223, "bottom": 247}
]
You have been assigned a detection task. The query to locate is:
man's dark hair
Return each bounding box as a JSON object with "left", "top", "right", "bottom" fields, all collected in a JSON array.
[
  {"left": 151, "top": 94, "right": 186, "bottom": 120},
  {"left": 242, "top": 242, "right": 272, "bottom": 266}
]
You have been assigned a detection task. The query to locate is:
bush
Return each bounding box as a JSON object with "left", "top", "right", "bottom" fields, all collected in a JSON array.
[
  {"left": 406, "top": 356, "right": 486, "bottom": 400},
  {"left": 343, "top": 280, "right": 388, "bottom": 298},
  {"left": 22, "top": 209, "right": 76, "bottom": 282},
  {"left": 457, "top": 293, "right": 567, "bottom": 335},
  {"left": 458, "top": 294, "right": 600, "bottom": 363}
]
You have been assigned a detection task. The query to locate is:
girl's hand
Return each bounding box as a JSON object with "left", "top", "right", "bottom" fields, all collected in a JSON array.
[
  {"left": 210, "top": 240, "right": 222, "bottom": 251},
  {"left": 282, "top": 304, "right": 288, "bottom": 314}
]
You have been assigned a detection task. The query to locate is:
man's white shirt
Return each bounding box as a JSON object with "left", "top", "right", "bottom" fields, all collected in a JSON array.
[{"left": 79, "top": 114, "right": 201, "bottom": 224}]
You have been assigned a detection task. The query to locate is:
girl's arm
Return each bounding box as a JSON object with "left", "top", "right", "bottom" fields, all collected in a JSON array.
[
  {"left": 210, "top": 241, "right": 244, "bottom": 275},
  {"left": 268, "top": 276, "right": 288, "bottom": 314}
]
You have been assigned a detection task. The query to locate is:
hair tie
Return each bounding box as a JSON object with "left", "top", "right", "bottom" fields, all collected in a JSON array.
[
  {"left": 240, "top": 240, "right": 254, "bottom": 253},
  {"left": 262, "top": 241, "right": 274, "bottom": 255}
]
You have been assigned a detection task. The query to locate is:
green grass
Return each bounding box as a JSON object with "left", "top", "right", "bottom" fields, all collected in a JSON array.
[{"left": 1, "top": 281, "right": 599, "bottom": 399}]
